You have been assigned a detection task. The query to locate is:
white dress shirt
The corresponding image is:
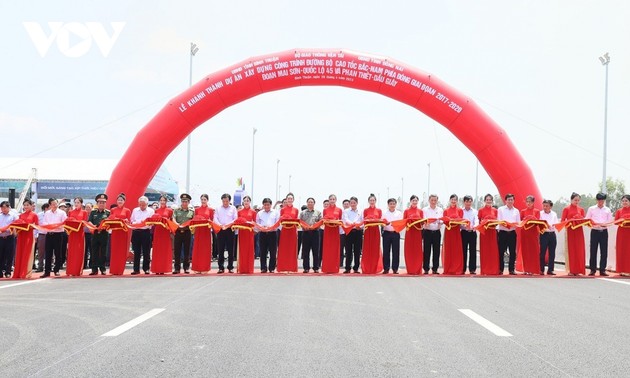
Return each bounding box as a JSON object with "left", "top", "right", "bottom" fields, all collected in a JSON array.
[
  {"left": 256, "top": 209, "right": 279, "bottom": 229},
  {"left": 461, "top": 207, "right": 479, "bottom": 231},
  {"left": 342, "top": 208, "right": 363, "bottom": 227},
  {"left": 539, "top": 210, "right": 558, "bottom": 233},
  {"left": 130, "top": 207, "right": 155, "bottom": 229},
  {"left": 43, "top": 209, "right": 68, "bottom": 233},
  {"left": 382, "top": 209, "right": 403, "bottom": 232},
  {"left": 497, "top": 205, "right": 520, "bottom": 231},
  {"left": 214, "top": 205, "right": 238, "bottom": 226},
  {"left": 422, "top": 206, "right": 443, "bottom": 231},
  {"left": 586, "top": 205, "right": 613, "bottom": 230},
  {"left": 0, "top": 212, "right": 18, "bottom": 237}
]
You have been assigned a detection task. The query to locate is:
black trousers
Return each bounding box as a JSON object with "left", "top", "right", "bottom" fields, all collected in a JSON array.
[
  {"left": 590, "top": 229, "right": 608, "bottom": 273},
  {"left": 301, "top": 230, "right": 320, "bottom": 270},
  {"left": 84, "top": 232, "right": 92, "bottom": 268},
  {"left": 0, "top": 235, "right": 16, "bottom": 274},
  {"left": 90, "top": 231, "right": 108, "bottom": 273},
  {"left": 340, "top": 233, "right": 346, "bottom": 267},
  {"left": 217, "top": 229, "right": 235, "bottom": 270},
  {"left": 132, "top": 229, "right": 152, "bottom": 272},
  {"left": 45, "top": 232, "right": 64, "bottom": 273},
  {"left": 539, "top": 232, "right": 556, "bottom": 273},
  {"left": 173, "top": 228, "right": 191, "bottom": 271},
  {"left": 461, "top": 230, "right": 477, "bottom": 273},
  {"left": 345, "top": 229, "right": 363, "bottom": 271},
  {"left": 498, "top": 230, "right": 517, "bottom": 273},
  {"left": 382, "top": 231, "right": 400, "bottom": 272},
  {"left": 259, "top": 231, "right": 277, "bottom": 271},
  {"left": 422, "top": 229, "right": 441, "bottom": 272}
]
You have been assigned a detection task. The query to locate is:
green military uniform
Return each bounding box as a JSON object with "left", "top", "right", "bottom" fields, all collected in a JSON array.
[
  {"left": 173, "top": 193, "right": 194, "bottom": 273},
  {"left": 89, "top": 193, "right": 111, "bottom": 275}
]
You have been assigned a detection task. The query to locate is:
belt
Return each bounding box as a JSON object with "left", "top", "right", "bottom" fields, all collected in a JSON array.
[
  {"left": 544, "top": 231, "right": 556, "bottom": 233},
  {"left": 48, "top": 232, "right": 64, "bottom": 235},
  {"left": 424, "top": 229, "right": 440, "bottom": 233},
  {"left": 461, "top": 229, "right": 476, "bottom": 232},
  {"left": 133, "top": 228, "right": 151, "bottom": 232},
  {"left": 383, "top": 230, "right": 398, "bottom": 233},
  {"left": 498, "top": 229, "right": 515, "bottom": 232},
  {"left": 592, "top": 229, "right": 608, "bottom": 232},
  {"left": 177, "top": 228, "right": 191, "bottom": 233}
]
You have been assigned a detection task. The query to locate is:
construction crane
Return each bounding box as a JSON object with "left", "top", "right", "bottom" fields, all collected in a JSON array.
[{"left": 16, "top": 168, "right": 37, "bottom": 212}]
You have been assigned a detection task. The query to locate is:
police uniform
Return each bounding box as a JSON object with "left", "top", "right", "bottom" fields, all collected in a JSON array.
[
  {"left": 89, "top": 194, "right": 110, "bottom": 275},
  {"left": 173, "top": 193, "right": 194, "bottom": 273}
]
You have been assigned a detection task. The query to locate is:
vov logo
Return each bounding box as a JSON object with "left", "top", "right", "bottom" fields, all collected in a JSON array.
[{"left": 23, "top": 22, "right": 126, "bottom": 58}]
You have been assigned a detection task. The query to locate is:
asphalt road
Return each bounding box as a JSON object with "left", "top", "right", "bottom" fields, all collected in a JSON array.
[{"left": 2, "top": 274, "right": 630, "bottom": 377}]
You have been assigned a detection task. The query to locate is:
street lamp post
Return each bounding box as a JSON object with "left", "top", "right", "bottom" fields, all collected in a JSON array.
[
  {"left": 599, "top": 52, "right": 610, "bottom": 194},
  {"left": 288, "top": 174, "right": 292, "bottom": 193},
  {"left": 185, "top": 42, "right": 199, "bottom": 194},
  {"left": 276, "top": 159, "right": 280, "bottom": 202},
  {"left": 401, "top": 177, "right": 404, "bottom": 210},
  {"left": 474, "top": 160, "right": 479, "bottom": 208},
  {"left": 427, "top": 162, "right": 431, "bottom": 198},
  {"left": 251, "top": 128, "right": 257, "bottom": 202}
]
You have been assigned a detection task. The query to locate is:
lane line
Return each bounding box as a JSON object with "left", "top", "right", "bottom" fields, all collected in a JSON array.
[
  {"left": 458, "top": 309, "right": 512, "bottom": 337},
  {"left": 101, "top": 308, "right": 165, "bottom": 337},
  {"left": 0, "top": 278, "right": 49, "bottom": 290},
  {"left": 599, "top": 278, "right": 630, "bottom": 286}
]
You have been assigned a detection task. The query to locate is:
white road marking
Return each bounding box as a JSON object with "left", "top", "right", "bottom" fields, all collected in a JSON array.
[
  {"left": 101, "top": 308, "right": 165, "bottom": 337},
  {"left": 0, "top": 278, "right": 49, "bottom": 289},
  {"left": 458, "top": 309, "right": 512, "bottom": 337},
  {"left": 599, "top": 278, "right": 630, "bottom": 286}
]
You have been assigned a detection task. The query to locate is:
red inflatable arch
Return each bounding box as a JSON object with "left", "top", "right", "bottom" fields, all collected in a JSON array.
[{"left": 107, "top": 48, "right": 541, "bottom": 206}]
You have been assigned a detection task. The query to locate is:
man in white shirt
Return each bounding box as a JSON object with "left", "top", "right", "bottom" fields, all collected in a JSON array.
[
  {"left": 0, "top": 201, "right": 18, "bottom": 278},
  {"left": 41, "top": 198, "right": 68, "bottom": 277},
  {"left": 130, "top": 196, "right": 155, "bottom": 275},
  {"left": 422, "top": 194, "right": 443, "bottom": 274},
  {"left": 214, "top": 193, "right": 238, "bottom": 273},
  {"left": 342, "top": 196, "right": 363, "bottom": 273},
  {"left": 256, "top": 197, "right": 279, "bottom": 273},
  {"left": 539, "top": 199, "right": 558, "bottom": 275},
  {"left": 497, "top": 193, "right": 520, "bottom": 275},
  {"left": 461, "top": 195, "right": 479, "bottom": 274},
  {"left": 382, "top": 198, "right": 402, "bottom": 274},
  {"left": 585, "top": 192, "right": 614, "bottom": 276}
]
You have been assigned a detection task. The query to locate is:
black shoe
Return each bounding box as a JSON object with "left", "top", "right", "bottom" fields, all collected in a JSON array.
[
  {"left": 89, "top": 271, "right": 98, "bottom": 276},
  {"left": 547, "top": 271, "right": 556, "bottom": 276},
  {"left": 470, "top": 271, "right": 476, "bottom": 275},
  {"left": 353, "top": 270, "right": 359, "bottom": 273},
  {"left": 217, "top": 269, "right": 225, "bottom": 274},
  {"left": 432, "top": 271, "right": 440, "bottom": 275},
  {"left": 509, "top": 271, "right": 516, "bottom": 275},
  {"left": 41, "top": 272, "right": 50, "bottom": 278},
  {"left": 588, "top": 271, "right": 596, "bottom": 276},
  {"left": 600, "top": 272, "right": 609, "bottom": 276},
  {"left": 101, "top": 270, "right": 106, "bottom": 275},
  {"left": 303, "top": 269, "right": 310, "bottom": 273},
  {"left": 261, "top": 269, "right": 268, "bottom": 273},
  {"left": 4, "top": 272, "right": 10, "bottom": 278},
  {"left": 269, "top": 270, "right": 275, "bottom": 273},
  {"left": 172, "top": 270, "right": 180, "bottom": 274},
  {"left": 144, "top": 270, "right": 149, "bottom": 274},
  {"left": 540, "top": 271, "right": 545, "bottom": 275},
  {"left": 131, "top": 271, "right": 140, "bottom": 275},
  {"left": 228, "top": 269, "right": 234, "bottom": 273},
  {"left": 313, "top": 269, "right": 319, "bottom": 273},
  {"left": 343, "top": 270, "right": 351, "bottom": 274},
  {"left": 54, "top": 272, "right": 60, "bottom": 277},
  {"left": 382, "top": 270, "right": 389, "bottom": 274},
  {"left": 423, "top": 270, "right": 429, "bottom": 274},
  {"left": 184, "top": 270, "right": 190, "bottom": 274}
]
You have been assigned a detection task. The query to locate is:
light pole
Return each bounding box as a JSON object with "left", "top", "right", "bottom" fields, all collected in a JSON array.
[
  {"left": 427, "top": 162, "right": 431, "bottom": 198},
  {"left": 185, "top": 42, "right": 199, "bottom": 194},
  {"left": 288, "top": 174, "right": 292, "bottom": 193},
  {"left": 401, "top": 177, "right": 404, "bottom": 210},
  {"left": 599, "top": 52, "right": 610, "bottom": 194},
  {"left": 474, "top": 160, "right": 479, "bottom": 208},
  {"left": 251, "top": 127, "right": 257, "bottom": 202},
  {"left": 275, "top": 159, "right": 280, "bottom": 202}
]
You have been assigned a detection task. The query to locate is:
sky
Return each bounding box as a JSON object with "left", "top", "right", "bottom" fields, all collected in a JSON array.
[{"left": 1, "top": 0, "right": 629, "bottom": 209}]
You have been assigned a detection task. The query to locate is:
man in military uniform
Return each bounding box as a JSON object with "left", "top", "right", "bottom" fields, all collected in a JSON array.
[
  {"left": 173, "top": 193, "right": 194, "bottom": 274},
  {"left": 88, "top": 194, "right": 110, "bottom": 275}
]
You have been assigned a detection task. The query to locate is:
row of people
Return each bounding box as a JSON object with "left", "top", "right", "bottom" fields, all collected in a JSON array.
[{"left": 1, "top": 190, "right": 629, "bottom": 278}]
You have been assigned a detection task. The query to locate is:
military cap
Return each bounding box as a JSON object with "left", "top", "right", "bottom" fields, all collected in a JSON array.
[
  {"left": 95, "top": 193, "right": 108, "bottom": 202},
  {"left": 180, "top": 193, "right": 192, "bottom": 201}
]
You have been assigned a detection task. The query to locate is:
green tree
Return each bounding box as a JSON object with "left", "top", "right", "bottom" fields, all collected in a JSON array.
[{"left": 600, "top": 177, "right": 626, "bottom": 212}]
